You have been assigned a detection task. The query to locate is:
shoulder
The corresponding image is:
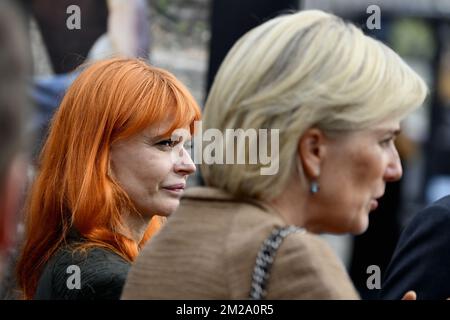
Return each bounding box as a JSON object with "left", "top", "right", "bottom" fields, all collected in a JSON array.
[
  {"left": 35, "top": 246, "right": 130, "bottom": 300},
  {"left": 225, "top": 206, "right": 357, "bottom": 299},
  {"left": 267, "top": 231, "right": 359, "bottom": 299},
  {"left": 399, "top": 196, "right": 450, "bottom": 245},
  {"left": 380, "top": 196, "right": 450, "bottom": 299},
  {"left": 410, "top": 195, "right": 450, "bottom": 223}
]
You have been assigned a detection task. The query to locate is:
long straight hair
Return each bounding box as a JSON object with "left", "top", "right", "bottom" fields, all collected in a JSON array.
[{"left": 17, "top": 58, "right": 201, "bottom": 299}]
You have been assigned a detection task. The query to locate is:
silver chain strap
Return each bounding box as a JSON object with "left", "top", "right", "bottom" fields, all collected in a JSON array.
[{"left": 249, "top": 225, "right": 305, "bottom": 300}]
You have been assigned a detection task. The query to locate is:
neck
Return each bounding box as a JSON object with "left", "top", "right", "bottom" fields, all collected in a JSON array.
[
  {"left": 122, "top": 211, "right": 153, "bottom": 244},
  {"left": 267, "top": 175, "right": 308, "bottom": 228}
]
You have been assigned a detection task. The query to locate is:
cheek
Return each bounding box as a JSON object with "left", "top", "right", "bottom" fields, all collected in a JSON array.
[
  {"left": 138, "top": 157, "right": 175, "bottom": 191},
  {"left": 349, "top": 151, "right": 385, "bottom": 188},
  {"left": 150, "top": 164, "right": 174, "bottom": 187},
  {"left": 324, "top": 150, "right": 382, "bottom": 220},
  {"left": 112, "top": 148, "right": 174, "bottom": 193}
]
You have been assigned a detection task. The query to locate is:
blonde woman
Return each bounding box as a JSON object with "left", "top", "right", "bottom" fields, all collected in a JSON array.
[{"left": 122, "top": 10, "right": 427, "bottom": 299}]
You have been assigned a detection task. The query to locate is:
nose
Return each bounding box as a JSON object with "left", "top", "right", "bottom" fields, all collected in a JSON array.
[
  {"left": 174, "top": 148, "right": 196, "bottom": 176},
  {"left": 384, "top": 145, "right": 402, "bottom": 182}
]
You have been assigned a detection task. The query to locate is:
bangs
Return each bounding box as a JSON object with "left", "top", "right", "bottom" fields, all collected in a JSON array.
[
  {"left": 162, "top": 81, "right": 202, "bottom": 136},
  {"left": 117, "top": 66, "right": 202, "bottom": 140}
]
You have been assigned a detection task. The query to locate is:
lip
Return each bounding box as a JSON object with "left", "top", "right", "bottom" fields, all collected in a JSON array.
[{"left": 162, "top": 184, "right": 186, "bottom": 193}]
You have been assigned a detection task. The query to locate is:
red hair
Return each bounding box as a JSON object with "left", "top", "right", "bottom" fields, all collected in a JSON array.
[{"left": 17, "top": 58, "right": 201, "bottom": 299}]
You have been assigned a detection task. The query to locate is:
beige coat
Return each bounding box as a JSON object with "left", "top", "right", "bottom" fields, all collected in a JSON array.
[{"left": 122, "top": 187, "right": 359, "bottom": 299}]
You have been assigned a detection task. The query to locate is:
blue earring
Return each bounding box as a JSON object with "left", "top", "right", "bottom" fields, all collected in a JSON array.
[{"left": 310, "top": 181, "right": 319, "bottom": 194}]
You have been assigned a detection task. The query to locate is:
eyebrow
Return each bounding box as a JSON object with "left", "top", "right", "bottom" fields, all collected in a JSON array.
[
  {"left": 141, "top": 133, "right": 171, "bottom": 144},
  {"left": 152, "top": 134, "right": 172, "bottom": 141},
  {"left": 153, "top": 133, "right": 192, "bottom": 143}
]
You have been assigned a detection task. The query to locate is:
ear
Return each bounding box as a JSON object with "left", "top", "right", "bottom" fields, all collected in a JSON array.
[{"left": 297, "top": 128, "right": 328, "bottom": 179}]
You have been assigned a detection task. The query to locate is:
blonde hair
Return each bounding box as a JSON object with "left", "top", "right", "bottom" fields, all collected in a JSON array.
[{"left": 201, "top": 10, "right": 427, "bottom": 199}]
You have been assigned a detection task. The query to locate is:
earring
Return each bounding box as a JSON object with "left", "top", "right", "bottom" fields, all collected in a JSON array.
[{"left": 310, "top": 181, "right": 319, "bottom": 194}]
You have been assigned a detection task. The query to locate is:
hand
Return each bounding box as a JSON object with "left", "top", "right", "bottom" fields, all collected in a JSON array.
[{"left": 401, "top": 290, "right": 416, "bottom": 300}]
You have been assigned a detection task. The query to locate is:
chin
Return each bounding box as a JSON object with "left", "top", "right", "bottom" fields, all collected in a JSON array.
[
  {"left": 351, "top": 219, "right": 369, "bottom": 235},
  {"left": 352, "top": 228, "right": 368, "bottom": 236},
  {"left": 158, "top": 202, "right": 181, "bottom": 216},
  {"left": 140, "top": 201, "right": 180, "bottom": 218}
]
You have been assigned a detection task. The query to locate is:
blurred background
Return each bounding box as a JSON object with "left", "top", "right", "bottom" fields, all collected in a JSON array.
[{"left": 2, "top": 0, "right": 450, "bottom": 299}]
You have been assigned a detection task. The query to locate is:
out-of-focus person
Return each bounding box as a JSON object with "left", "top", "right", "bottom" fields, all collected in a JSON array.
[
  {"left": 380, "top": 195, "right": 450, "bottom": 299},
  {"left": 0, "top": 0, "right": 30, "bottom": 281}
]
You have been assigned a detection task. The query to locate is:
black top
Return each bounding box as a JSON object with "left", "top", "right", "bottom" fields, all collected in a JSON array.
[
  {"left": 380, "top": 195, "right": 450, "bottom": 300},
  {"left": 34, "top": 233, "right": 130, "bottom": 300}
]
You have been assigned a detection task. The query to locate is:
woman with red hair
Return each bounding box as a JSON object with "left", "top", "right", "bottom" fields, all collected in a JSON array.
[{"left": 16, "top": 58, "right": 201, "bottom": 299}]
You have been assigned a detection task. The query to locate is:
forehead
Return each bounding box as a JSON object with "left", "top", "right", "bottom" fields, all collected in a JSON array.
[
  {"left": 140, "top": 118, "right": 191, "bottom": 138},
  {"left": 326, "top": 119, "right": 402, "bottom": 147},
  {"left": 369, "top": 119, "right": 401, "bottom": 133}
]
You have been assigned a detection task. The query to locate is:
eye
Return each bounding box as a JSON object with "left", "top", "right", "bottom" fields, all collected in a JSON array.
[
  {"left": 380, "top": 136, "right": 394, "bottom": 147},
  {"left": 156, "top": 139, "right": 177, "bottom": 148}
]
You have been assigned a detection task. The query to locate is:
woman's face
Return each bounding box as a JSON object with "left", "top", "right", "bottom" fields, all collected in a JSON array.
[
  {"left": 306, "top": 119, "right": 403, "bottom": 235},
  {"left": 110, "top": 119, "right": 196, "bottom": 217}
]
